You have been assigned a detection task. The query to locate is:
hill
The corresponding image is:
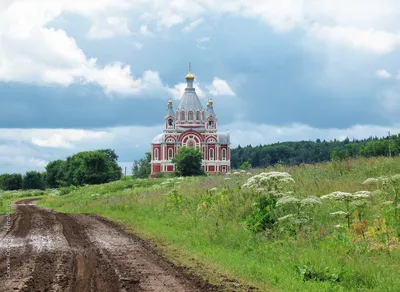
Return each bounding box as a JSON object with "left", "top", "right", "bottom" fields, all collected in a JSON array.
[{"left": 36, "top": 156, "right": 400, "bottom": 291}]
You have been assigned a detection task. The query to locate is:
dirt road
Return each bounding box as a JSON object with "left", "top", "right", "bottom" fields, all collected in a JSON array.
[{"left": 0, "top": 199, "right": 222, "bottom": 292}]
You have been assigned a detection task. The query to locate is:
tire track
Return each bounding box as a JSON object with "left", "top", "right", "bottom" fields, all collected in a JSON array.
[
  {"left": 55, "top": 212, "right": 121, "bottom": 292},
  {"left": 0, "top": 199, "right": 238, "bottom": 292}
]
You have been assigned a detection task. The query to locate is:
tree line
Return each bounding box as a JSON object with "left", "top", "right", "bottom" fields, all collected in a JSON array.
[
  {"left": 132, "top": 133, "right": 400, "bottom": 177},
  {"left": 230, "top": 133, "right": 399, "bottom": 169},
  {"left": 0, "top": 149, "right": 122, "bottom": 191}
]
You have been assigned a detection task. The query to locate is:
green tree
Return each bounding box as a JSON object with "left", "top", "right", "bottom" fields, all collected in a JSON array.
[
  {"left": 240, "top": 161, "right": 251, "bottom": 170},
  {"left": 172, "top": 147, "right": 204, "bottom": 176},
  {"left": 23, "top": 171, "right": 45, "bottom": 190},
  {"left": 0, "top": 173, "right": 23, "bottom": 190},
  {"left": 67, "top": 150, "right": 122, "bottom": 186},
  {"left": 45, "top": 160, "right": 68, "bottom": 188},
  {"left": 132, "top": 152, "right": 151, "bottom": 178}
]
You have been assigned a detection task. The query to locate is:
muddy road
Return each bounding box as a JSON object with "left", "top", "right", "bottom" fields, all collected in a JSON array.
[{"left": 0, "top": 199, "right": 222, "bottom": 292}]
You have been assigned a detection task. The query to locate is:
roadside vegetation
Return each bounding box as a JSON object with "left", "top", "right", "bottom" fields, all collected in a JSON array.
[{"left": 38, "top": 156, "right": 400, "bottom": 291}]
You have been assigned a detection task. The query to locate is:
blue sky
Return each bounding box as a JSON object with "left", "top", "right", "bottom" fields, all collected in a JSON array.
[{"left": 1, "top": 0, "right": 400, "bottom": 174}]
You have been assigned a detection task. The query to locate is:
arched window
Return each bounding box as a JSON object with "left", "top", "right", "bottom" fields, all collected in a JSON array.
[
  {"left": 187, "top": 140, "right": 194, "bottom": 147},
  {"left": 180, "top": 111, "right": 185, "bottom": 120},
  {"left": 167, "top": 118, "right": 173, "bottom": 128},
  {"left": 209, "top": 148, "right": 214, "bottom": 160},
  {"left": 188, "top": 111, "right": 193, "bottom": 120},
  {"left": 154, "top": 149, "right": 159, "bottom": 160},
  {"left": 196, "top": 111, "right": 201, "bottom": 121},
  {"left": 208, "top": 119, "right": 214, "bottom": 128},
  {"left": 168, "top": 148, "right": 173, "bottom": 160},
  {"left": 222, "top": 149, "right": 226, "bottom": 160}
]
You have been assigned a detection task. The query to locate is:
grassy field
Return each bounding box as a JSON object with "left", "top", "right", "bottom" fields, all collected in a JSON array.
[{"left": 31, "top": 157, "right": 400, "bottom": 291}]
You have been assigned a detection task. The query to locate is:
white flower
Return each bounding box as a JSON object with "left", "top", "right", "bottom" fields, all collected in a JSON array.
[
  {"left": 301, "top": 196, "right": 321, "bottom": 206},
  {"left": 353, "top": 191, "right": 371, "bottom": 199},
  {"left": 209, "top": 187, "right": 218, "bottom": 192},
  {"left": 276, "top": 196, "right": 300, "bottom": 206},
  {"left": 330, "top": 211, "right": 347, "bottom": 216},
  {"left": 382, "top": 201, "right": 394, "bottom": 206},
  {"left": 362, "top": 178, "right": 379, "bottom": 185},
  {"left": 278, "top": 214, "right": 294, "bottom": 221},
  {"left": 224, "top": 177, "right": 231, "bottom": 180}
]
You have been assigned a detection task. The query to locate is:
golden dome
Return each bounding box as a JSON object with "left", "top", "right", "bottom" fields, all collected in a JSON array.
[
  {"left": 168, "top": 99, "right": 172, "bottom": 106},
  {"left": 207, "top": 98, "right": 213, "bottom": 106},
  {"left": 185, "top": 70, "right": 194, "bottom": 80}
]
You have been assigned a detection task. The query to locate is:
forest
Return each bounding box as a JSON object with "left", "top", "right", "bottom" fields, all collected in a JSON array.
[{"left": 230, "top": 133, "right": 399, "bottom": 169}]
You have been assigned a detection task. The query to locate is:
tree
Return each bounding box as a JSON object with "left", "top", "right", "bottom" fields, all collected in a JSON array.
[
  {"left": 45, "top": 160, "right": 68, "bottom": 188},
  {"left": 23, "top": 171, "right": 45, "bottom": 190},
  {"left": 0, "top": 173, "right": 23, "bottom": 190},
  {"left": 132, "top": 152, "right": 151, "bottom": 178},
  {"left": 172, "top": 147, "right": 204, "bottom": 176},
  {"left": 240, "top": 161, "right": 251, "bottom": 170},
  {"left": 67, "top": 150, "right": 122, "bottom": 186}
]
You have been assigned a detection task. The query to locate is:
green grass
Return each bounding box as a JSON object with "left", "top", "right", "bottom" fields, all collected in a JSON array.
[
  {"left": 0, "top": 189, "right": 53, "bottom": 214},
  {"left": 37, "top": 156, "right": 400, "bottom": 291}
]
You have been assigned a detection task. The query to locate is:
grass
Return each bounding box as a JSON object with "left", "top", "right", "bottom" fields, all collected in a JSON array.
[
  {"left": 31, "top": 156, "right": 400, "bottom": 291},
  {"left": 0, "top": 189, "right": 54, "bottom": 214}
]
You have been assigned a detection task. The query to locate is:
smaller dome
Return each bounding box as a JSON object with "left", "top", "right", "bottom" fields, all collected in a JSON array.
[
  {"left": 168, "top": 99, "right": 172, "bottom": 106},
  {"left": 151, "top": 133, "right": 164, "bottom": 144},
  {"left": 186, "top": 71, "right": 194, "bottom": 80},
  {"left": 217, "top": 132, "right": 230, "bottom": 144}
]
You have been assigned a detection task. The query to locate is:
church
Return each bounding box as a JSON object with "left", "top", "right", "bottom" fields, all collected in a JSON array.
[{"left": 150, "top": 66, "right": 231, "bottom": 175}]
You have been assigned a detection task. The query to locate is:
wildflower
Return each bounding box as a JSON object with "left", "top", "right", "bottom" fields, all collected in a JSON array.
[
  {"left": 300, "top": 196, "right": 322, "bottom": 207},
  {"left": 276, "top": 196, "right": 300, "bottom": 207},
  {"left": 362, "top": 178, "right": 379, "bottom": 185},
  {"left": 224, "top": 177, "right": 231, "bottom": 180},
  {"left": 352, "top": 191, "right": 371, "bottom": 199},
  {"left": 278, "top": 214, "right": 294, "bottom": 222},
  {"left": 209, "top": 187, "right": 218, "bottom": 192},
  {"left": 330, "top": 211, "right": 347, "bottom": 216}
]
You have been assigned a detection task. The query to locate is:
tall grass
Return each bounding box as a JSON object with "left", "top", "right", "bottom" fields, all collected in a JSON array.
[{"left": 39, "top": 156, "right": 400, "bottom": 291}]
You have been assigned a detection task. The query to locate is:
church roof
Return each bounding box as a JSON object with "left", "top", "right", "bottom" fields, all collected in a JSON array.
[
  {"left": 177, "top": 66, "right": 203, "bottom": 111},
  {"left": 217, "top": 132, "right": 230, "bottom": 144},
  {"left": 151, "top": 133, "right": 164, "bottom": 144},
  {"left": 177, "top": 89, "right": 203, "bottom": 111}
]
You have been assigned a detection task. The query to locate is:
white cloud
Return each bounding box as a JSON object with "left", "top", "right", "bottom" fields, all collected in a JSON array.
[
  {"left": 167, "top": 82, "right": 206, "bottom": 100},
  {"left": 0, "top": 1, "right": 159, "bottom": 95},
  {"left": 196, "top": 36, "right": 210, "bottom": 49},
  {"left": 139, "top": 25, "right": 153, "bottom": 36},
  {"left": 182, "top": 18, "right": 203, "bottom": 32},
  {"left": 375, "top": 69, "right": 391, "bottom": 79},
  {"left": 307, "top": 23, "right": 400, "bottom": 54},
  {"left": 207, "top": 77, "right": 235, "bottom": 96},
  {"left": 87, "top": 17, "right": 132, "bottom": 39}
]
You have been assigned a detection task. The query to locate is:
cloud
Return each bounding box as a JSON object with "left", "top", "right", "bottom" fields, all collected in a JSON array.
[
  {"left": 307, "top": 23, "right": 400, "bottom": 54},
  {"left": 87, "top": 17, "right": 132, "bottom": 39},
  {"left": 196, "top": 36, "right": 210, "bottom": 49},
  {"left": 139, "top": 25, "right": 153, "bottom": 36},
  {"left": 375, "top": 69, "right": 391, "bottom": 79},
  {"left": 207, "top": 78, "right": 235, "bottom": 96},
  {"left": 167, "top": 82, "right": 206, "bottom": 100},
  {"left": 182, "top": 18, "right": 203, "bottom": 32},
  {"left": 0, "top": 1, "right": 161, "bottom": 95}
]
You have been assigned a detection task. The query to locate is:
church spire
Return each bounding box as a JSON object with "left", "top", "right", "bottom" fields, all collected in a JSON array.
[{"left": 185, "top": 62, "right": 194, "bottom": 81}]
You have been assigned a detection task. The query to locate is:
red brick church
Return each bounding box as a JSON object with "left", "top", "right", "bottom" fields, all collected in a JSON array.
[{"left": 150, "top": 66, "right": 231, "bottom": 175}]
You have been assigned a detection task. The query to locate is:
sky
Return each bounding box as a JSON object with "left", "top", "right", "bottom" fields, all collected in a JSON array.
[{"left": 1, "top": 0, "right": 400, "bottom": 174}]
